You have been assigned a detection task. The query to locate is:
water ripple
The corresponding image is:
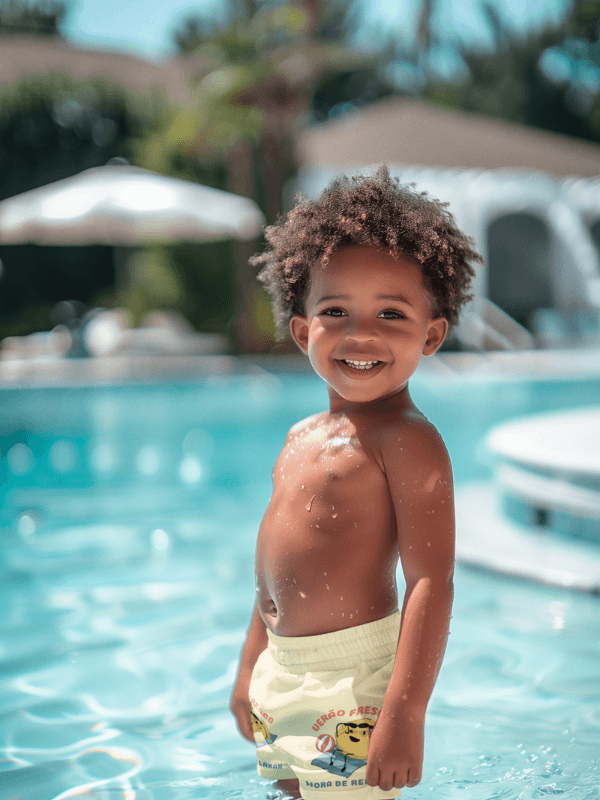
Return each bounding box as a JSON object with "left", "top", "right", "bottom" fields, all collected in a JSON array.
[{"left": 1, "top": 508, "right": 599, "bottom": 800}]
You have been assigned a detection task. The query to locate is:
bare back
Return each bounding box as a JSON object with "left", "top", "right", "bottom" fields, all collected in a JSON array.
[{"left": 255, "top": 407, "right": 410, "bottom": 637}]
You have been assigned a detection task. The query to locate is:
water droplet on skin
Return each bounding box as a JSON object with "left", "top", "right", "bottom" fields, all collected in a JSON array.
[
  {"left": 325, "top": 584, "right": 330, "bottom": 590},
  {"left": 324, "top": 572, "right": 327, "bottom": 576},
  {"left": 427, "top": 542, "right": 431, "bottom": 547},
  {"left": 332, "top": 513, "right": 338, "bottom": 518},
  {"left": 302, "top": 485, "right": 304, "bottom": 489},
  {"left": 316, "top": 524, "right": 320, "bottom": 528},
  {"left": 340, "top": 596, "right": 343, "bottom": 600},
  {"left": 300, "top": 591, "right": 306, "bottom": 599},
  {"left": 349, "top": 614, "right": 353, "bottom": 619},
  {"left": 306, "top": 494, "right": 316, "bottom": 511}
]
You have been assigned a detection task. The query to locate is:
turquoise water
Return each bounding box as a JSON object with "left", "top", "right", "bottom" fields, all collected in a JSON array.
[{"left": 1, "top": 368, "right": 599, "bottom": 799}]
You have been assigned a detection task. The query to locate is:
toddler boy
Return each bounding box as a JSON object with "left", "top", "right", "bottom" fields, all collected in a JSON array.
[{"left": 230, "top": 167, "right": 482, "bottom": 799}]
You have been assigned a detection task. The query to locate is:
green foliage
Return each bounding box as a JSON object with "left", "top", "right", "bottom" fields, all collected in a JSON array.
[
  {"left": 312, "top": 67, "right": 395, "bottom": 121},
  {"left": 423, "top": 2, "right": 600, "bottom": 144},
  {"left": 0, "top": 0, "right": 67, "bottom": 36},
  {"left": 0, "top": 76, "right": 149, "bottom": 200},
  {"left": 113, "top": 156, "right": 240, "bottom": 335},
  {"left": 565, "top": 0, "right": 600, "bottom": 43},
  {"left": 117, "top": 241, "right": 237, "bottom": 333},
  {"left": 0, "top": 76, "right": 158, "bottom": 337},
  {"left": 172, "top": 1, "right": 312, "bottom": 57},
  {"left": 0, "top": 243, "right": 113, "bottom": 339},
  {"left": 150, "top": 0, "right": 377, "bottom": 350}
]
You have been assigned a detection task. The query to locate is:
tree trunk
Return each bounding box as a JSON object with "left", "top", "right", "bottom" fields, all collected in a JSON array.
[{"left": 226, "top": 139, "right": 271, "bottom": 353}]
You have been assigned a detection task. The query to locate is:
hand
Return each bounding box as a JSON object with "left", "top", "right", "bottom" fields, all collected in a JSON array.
[
  {"left": 230, "top": 683, "right": 255, "bottom": 743},
  {"left": 365, "top": 709, "right": 424, "bottom": 791}
]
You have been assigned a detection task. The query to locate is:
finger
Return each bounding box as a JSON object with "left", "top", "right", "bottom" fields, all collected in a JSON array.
[
  {"left": 393, "top": 772, "right": 407, "bottom": 789},
  {"left": 377, "top": 771, "right": 394, "bottom": 793},
  {"left": 236, "top": 716, "right": 255, "bottom": 742},
  {"left": 365, "top": 765, "right": 380, "bottom": 788},
  {"left": 406, "top": 766, "right": 422, "bottom": 787}
]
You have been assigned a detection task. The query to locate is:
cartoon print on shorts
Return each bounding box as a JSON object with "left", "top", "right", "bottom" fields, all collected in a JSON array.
[
  {"left": 251, "top": 709, "right": 278, "bottom": 747},
  {"left": 311, "top": 719, "right": 375, "bottom": 777}
]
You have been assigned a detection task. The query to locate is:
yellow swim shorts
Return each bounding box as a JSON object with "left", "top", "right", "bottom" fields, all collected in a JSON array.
[{"left": 249, "top": 611, "right": 401, "bottom": 800}]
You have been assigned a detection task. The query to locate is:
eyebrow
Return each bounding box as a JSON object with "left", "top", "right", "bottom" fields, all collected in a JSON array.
[
  {"left": 377, "top": 294, "right": 414, "bottom": 306},
  {"left": 316, "top": 293, "right": 414, "bottom": 307}
]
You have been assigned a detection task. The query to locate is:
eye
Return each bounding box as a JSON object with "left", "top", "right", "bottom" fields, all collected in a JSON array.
[
  {"left": 377, "top": 309, "right": 405, "bottom": 319},
  {"left": 320, "top": 307, "right": 346, "bottom": 317}
]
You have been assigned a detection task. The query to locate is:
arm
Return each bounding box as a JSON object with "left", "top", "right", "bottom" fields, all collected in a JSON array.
[
  {"left": 230, "top": 604, "right": 269, "bottom": 742},
  {"left": 366, "top": 420, "right": 455, "bottom": 792}
]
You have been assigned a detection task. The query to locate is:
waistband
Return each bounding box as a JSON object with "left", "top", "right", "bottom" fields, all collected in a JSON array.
[{"left": 266, "top": 611, "right": 401, "bottom": 672}]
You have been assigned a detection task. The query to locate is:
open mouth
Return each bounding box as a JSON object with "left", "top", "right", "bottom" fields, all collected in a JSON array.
[
  {"left": 336, "top": 359, "right": 386, "bottom": 379},
  {"left": 341, "top": 359, "right": 382, "bottom": 371}
]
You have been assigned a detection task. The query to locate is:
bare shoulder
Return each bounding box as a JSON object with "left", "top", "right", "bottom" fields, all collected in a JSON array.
[
  {"left": 378, "top": 409, "right": 452, "bottom": 484},
  {"left": 287, "top": 411, "right": 327, "bottom": 438}
]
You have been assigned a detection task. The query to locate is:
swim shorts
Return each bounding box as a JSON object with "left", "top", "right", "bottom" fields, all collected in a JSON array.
[{"left": 249, "top": 611, "right": 401, "bottom": 800}]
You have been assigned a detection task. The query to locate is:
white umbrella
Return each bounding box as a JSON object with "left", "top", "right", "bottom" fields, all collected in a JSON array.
[{"left": 0, "top": 165, "right": 265, "bottom": 245}]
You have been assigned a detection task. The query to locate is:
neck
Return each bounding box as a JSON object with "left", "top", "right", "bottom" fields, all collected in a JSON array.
[{"left": 327, "top": 383, "right": 413, "bottom": 414}]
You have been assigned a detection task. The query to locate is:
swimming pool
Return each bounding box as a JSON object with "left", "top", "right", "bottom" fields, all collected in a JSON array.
[{"left": 1, "top": 362, "right": 599, "bottom": 799}]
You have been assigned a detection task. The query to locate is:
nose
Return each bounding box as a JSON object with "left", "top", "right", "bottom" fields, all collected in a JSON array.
[{"left": 345, "top": 318, "right": 377, "bottom": 343}]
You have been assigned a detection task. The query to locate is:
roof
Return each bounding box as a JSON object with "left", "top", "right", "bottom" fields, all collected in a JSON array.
[
  {"left": 296, "top": 96, "right": 600, "bottom": 177},
  {"left": 0, "top": 35, "right": 204, "bottom": 104}
]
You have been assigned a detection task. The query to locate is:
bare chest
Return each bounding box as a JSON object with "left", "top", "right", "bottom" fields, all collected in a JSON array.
[{"left": 269, "top": 423, "right": 391, "bottom": 526}]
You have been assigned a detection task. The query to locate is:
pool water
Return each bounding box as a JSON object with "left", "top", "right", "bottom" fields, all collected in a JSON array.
[{"left": 1, "top": 368, "right": 599, "bottom": 800}]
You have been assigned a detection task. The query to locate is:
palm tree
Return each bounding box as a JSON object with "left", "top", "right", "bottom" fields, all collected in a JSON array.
[{"left": 147, "top": 0, "right": 372, "bottom": 351}]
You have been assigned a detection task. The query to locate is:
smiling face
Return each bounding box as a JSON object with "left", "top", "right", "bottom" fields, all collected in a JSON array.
[
  {"left": 335, "top": 719, "right": 374, "bottom": 759},
  {"left": 289, "top": 245, "right": 448, "bottom": 408}
]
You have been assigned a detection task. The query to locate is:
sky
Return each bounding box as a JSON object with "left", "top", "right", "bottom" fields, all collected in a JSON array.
[{"left": 60, "top": 0, "right": 572, "bottom": 62}]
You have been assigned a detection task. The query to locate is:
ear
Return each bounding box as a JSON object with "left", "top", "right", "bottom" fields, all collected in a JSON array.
[
  {"left": 289, "top": 314, "right": 309, "bottom": 354},
  {"left": 422, "top": 316, "right": 448, "bottom": 356}
]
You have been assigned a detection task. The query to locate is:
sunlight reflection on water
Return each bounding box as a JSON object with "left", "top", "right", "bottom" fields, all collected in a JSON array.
[{"left": 0, "top": 372, "right": 599, "bottom": 799}]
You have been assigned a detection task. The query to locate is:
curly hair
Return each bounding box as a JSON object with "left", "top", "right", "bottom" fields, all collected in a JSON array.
[{"left": 251, "top": 165, "right": 483, "bottom": 339}]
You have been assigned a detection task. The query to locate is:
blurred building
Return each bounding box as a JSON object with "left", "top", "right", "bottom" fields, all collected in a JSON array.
[
  {"left": 297, "top": 96, "right": 600, "bottom": 176},
  {"left": 296, "top": 97, "right": 600, "bottom": 350},
  {"left": 0, "top": 34, "right": 204, "bottom": 104}
]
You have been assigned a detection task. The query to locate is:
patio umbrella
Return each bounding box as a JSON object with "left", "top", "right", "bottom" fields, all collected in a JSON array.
[{"left": 0, "top": 165, "right": 265, "bottom": 245}]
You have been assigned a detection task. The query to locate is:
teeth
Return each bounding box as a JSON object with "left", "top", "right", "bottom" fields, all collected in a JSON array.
[{"left": 344, "top": 360, "right": 378, "bottom": 370}]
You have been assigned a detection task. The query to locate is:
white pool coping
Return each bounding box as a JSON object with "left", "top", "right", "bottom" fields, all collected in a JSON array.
[
  {"left": 420, "top": 346, "right": 600, "bottom": 380},
  {"left": 1, "top": 346, "right": 600, "bottom": 387},
  {"left": 455, "top": 482, "right": 600, "bottom": 593},
  {"left": 487, "top": 406, "right": 600, "bottom": 477},
  {"left": 0, "top": 354, "right": 250, "bottom": 387}
]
